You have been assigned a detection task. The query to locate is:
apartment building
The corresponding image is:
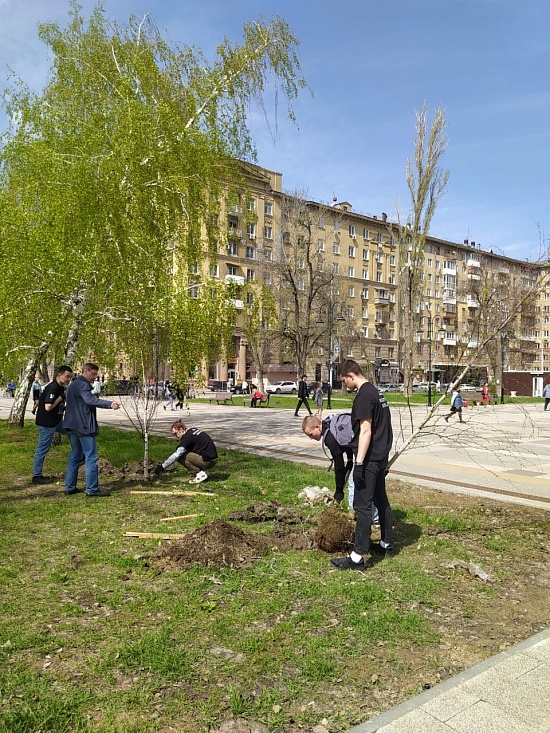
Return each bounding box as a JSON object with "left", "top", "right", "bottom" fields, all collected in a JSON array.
[{"left": 196, "top": 162, "right": 545, "bottom": 389}]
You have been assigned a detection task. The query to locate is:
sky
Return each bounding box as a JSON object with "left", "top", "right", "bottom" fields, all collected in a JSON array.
[{"left": 0, "top": 0, "right": 549, "bottom": 261}]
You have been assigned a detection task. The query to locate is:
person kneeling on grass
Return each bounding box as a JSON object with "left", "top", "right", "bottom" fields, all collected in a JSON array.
[{"left": 155, "top": 420, "right": 218, "bottom": 484}]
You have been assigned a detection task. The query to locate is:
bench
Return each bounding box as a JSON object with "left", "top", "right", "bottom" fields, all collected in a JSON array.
[{"left": 208, "top": 391, "right": 234, "bottom": 405}]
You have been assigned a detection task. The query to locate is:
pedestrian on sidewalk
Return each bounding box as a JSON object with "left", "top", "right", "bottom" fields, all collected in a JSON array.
[
  {"left": 31, "top": 378, "right": 42, "bottom": 414},
  {"left": 330, "top": 359, "right": 395, "bottom": 571},
  {"left": 31, "top": 365, "right": 73, "bottom": 484},
  {"left": 62, "top": 363, "right": 121, "bottom": 497},
  {"left": 543, "top": 382, "right": 550, "bottom": 411},
  {"left": 313, "top": 381, "right": 324, "bottom": 418},
  {"left": 444, "top": 388, "right": 463, "bottom": 423},
  {"left": 294, "top": 375, "right": 312, "bottom": 417},
  {"left": 155, "top": 420, "right": 217, "bottom": 484}
]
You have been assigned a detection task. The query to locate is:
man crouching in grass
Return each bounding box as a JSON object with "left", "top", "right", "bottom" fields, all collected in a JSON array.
[{"left": 155, "top": 421, "right": 218, "bottom": 484}]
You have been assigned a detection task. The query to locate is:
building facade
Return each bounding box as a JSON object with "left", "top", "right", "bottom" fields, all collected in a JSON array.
[{"left": 189, "top": 162, "right": 547, "bottom": 393}]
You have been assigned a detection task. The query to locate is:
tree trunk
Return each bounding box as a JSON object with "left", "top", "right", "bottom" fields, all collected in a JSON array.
[{"left": 7, "top": 342, "right": 49, "bottom": 427}]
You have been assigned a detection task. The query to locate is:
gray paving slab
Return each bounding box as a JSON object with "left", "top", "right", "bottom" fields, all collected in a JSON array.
[{"left": 346, "top": 629, "right": 550, "bottom": 733}]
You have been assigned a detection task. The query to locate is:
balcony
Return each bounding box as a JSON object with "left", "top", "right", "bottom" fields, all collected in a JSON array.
[
  {"left": 466, "top": 296, "right": 480, "bottom": 308},
  {"left": 225, "top": 274, "right": 245, "bottom": 286},
  {"left": 443, "top": 336, "right": 458, "bottom": 346},
  {"left": 230, "top": 299, "right": 244, "bottom": 309},
  {"left": 374, "top": 296, "right": 390, "bottom": 305},
  {"left": 467, "top": 259, "right": 480, "bottom": 269}
]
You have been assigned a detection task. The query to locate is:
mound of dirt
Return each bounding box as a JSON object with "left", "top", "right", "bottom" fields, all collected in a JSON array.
[
  {"left": 157, "top": 519, "right": 271, "bottom": 569},
  {"left": 78, "top": 459, "right": 161, "bottom": 481},
  {"left": 314, "top": 505, "right": 355, "bottom": 552}
]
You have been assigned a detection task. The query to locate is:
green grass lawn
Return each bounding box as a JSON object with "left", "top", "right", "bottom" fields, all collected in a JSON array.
[{"left": 0, "top": 421, "right": 548, "bottom": 732}]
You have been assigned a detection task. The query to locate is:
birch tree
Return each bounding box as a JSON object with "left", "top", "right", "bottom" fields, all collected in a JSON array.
[{"left": 0, "top": 2, "right": 307, "bottom": 425}]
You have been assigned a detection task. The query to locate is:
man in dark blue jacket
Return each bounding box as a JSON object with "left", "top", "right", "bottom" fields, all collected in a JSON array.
[{"left": 63, "top": 363, "right": 120, "bottom": 497}]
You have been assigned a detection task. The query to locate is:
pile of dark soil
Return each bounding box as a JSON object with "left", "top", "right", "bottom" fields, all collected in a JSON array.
[
  {"left": 157, "top": 519, "right": 271, "bottom": 570},
  {"left": 229, "top": 500, "right": 304, "bottom": 524},
  {"left": 156, "top": 506, "right": 356, "bottom": 571}
]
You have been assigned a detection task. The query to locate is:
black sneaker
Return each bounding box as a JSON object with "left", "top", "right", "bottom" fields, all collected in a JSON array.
[
  {"left": 330, "top": 555, "right": 365, "bottom": 571},
  {"left": 32, "top": 475, "right": 53, "bottom": 485},
  {"left": 86, "top": 490, "right": 111, "bottom": 497},
  {"left": 371, "top": 542, "right": 395, "bottom": 558},
  {"left": 65, "top": 488, "right": 84, "bottom": 495}
]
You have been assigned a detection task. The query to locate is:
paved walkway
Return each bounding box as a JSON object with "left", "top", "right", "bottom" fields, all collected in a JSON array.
[{"left": 2, "top": 395, "right": 549, "bottom": 731}]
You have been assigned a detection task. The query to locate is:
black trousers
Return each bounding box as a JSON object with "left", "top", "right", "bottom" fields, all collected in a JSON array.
[
  {"left": 353, "top": 457, "right": 393, "bottom": 554},
  {"left": 294, "top": 397, "right": 312, "bottom": 415}
]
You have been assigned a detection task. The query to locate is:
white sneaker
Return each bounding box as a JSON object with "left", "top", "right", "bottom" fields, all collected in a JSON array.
[{"left": 189, "top": 471, "right": 208, "bottom": 484}]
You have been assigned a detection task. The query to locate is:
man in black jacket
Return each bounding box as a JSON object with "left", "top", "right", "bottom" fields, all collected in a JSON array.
[{"left": 294, "top": 375, "right": 312, "bottom": 417}]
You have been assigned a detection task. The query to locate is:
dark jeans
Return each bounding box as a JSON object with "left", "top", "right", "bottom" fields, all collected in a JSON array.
[
  {"left": 545, "top": 398, "right": 550, "bottom": 411},
  {"left": 353, "top": 457, "right": 393, "bottom": 554},
  {"left": 294, "top": 398, "right": 312, "bottom": 415}
]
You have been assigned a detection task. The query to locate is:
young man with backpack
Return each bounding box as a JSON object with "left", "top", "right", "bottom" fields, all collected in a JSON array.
[
  {"left": 330, "top": 359, "right": 395, "bottom": 571},
  {"left": 302, "top": 413, "right": 380, "bottom": 523}
]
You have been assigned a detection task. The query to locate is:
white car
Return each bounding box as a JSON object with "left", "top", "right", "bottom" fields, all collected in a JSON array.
[{"left": 266, "top": 381, "right": 298, "bottom": 394}]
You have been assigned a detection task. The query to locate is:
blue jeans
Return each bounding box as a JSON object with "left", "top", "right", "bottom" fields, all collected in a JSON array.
[
  {"left": 32, "top": 425, "right": 56, "bottom": 477},
  {"left": 65, "top": 432, "right": 99, "bottom": 494}
]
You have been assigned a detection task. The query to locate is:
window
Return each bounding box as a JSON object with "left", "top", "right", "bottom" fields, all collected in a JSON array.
[
  {"left": 246, "top": 292, "right": 254, "bottom": 305},
  {"left": 349, "top": 245, "right": 356, "bottom": 258},
  {"left": 387, "top": 274, "right": 394, "bottom": 284},
  {"left": 333, "top": 241, "right": 340, "bottom": 255},
  {"left": 389, "top": 255, "right": 395, "bottom": 265},
  {"left": 349, "top": 224, "right": 356, "bottom": 237},
  {"left": 246, "top": 223, "right": 256, "bottom": 237},
  {"left": 427, "top": 273, "right": 432, "bottom": 282},
  {"left": 435, "top": 260, "right": 440, "bottom": 269},
  {"left": 297, "top": 277, "right": 304, "bottom": 291},
  {"left": 348, "top": 266, "right": 355, "bottom": 278},
  {"left": 246, "top": 269, "right": 255, "bottom": 283},
  {"left": 377, "top": 232, "right": 382, "bottom": 243},
  {"left": 363, "top": 228, "right": 369, "bottom": 240},
  {"left": 318, "top": 238, "right": 325, "bottom": 252},
  {"left": 190, "top": 261, "right": 199, "bottom": 275},
  {"left": 361, "top": 326, "right": 369, "bottom": 338},
  {"left": 362, "top": 287, "right": 368, "bottom": 299},
  {"left": 375, "top": 347, "right": 381, "bottom": 357},
  {"left": 332, "top": 262, "right": 340, "bottom": 274},
  {"left": 189, "top": 286, "right": 199, "bottom": 299},
  {"left": 209, "top": 264, "right": 219, "bottom": 278},
  {"left": 227, "top": 241, "right": 238, "bottom": 256},
  {"left": 348, "top": 286, "right": 355, "bottom": 297},
  {"left": 247, "top": 199, "right": 255, "bottom": 212},
  {"left": 228, "top": 265, "right": 238, "bottom": 276},
  {"left": 263, "top": 271, "right": 271, "bottom": 285},
  {"left": 264, "top": 226, "right": 273, "bottom": 239},
  {"left": 376, "top": 272, "right": 382, "bottom": 282},
  {"left": 228, "top": 216, "right": 238, "bottom": 230},
  {"left": 363, "top": 249, "right": 369, "bottom": 261},
  {"left": 388, "top": 348, "right": 394, "bottom": 358},
  {"left": 334, "top": 221, "right": 340, "bottom": 234},
  {"left": 318, "top": 216, "right": 325, "bottom": 228},
  {"left": 264, "top": 249, "right": 272, "bottom": 262},
  {"left": 246, "top": 246, "right": 255, "bottom": 259},
  {"left": 362, "top": 268, "right": 369, "bottom": 280},
  {"left": 264, "top": 200, "right": 273, "bottom": 216},
  {"left": 427, "top": 258, "right": 433, "bottom": 267},
  {"left": 390, "top": 235, "right": 395, "bottom": 246}
]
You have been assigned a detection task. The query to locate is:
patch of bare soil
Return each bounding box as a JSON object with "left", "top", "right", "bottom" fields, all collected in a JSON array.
[
  {"left": 157, "top": 519, "right": 271, "bottom": 570},
  {"left": 156, "top": 505, "right": 354, "bottom": 570}
]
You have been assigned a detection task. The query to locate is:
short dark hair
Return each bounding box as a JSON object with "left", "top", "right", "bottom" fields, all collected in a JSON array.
[
  {"left": 301, "top": 374, "right": 307, "bottom": 379},
  {"left": 338, "top": 359, "right": 363, "bottom": 377},
  {"left": 56, "top": 365, "right": 73, "bottom": 375},
  {"left": 82, "top": 362, "right": 99, "bottom": 372}
]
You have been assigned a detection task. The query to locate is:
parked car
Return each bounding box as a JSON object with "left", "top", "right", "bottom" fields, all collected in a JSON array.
[
  {"left": 208, "top": 380, "right": 232, "bottom": 392},
  {"left": 307, "top": 381, "right": 330, "bottom": 397},
  {"left": 266, "top": 381, "right": 298, "bottom": 395},
  {"left": 412, "top": 382, "right": 438, "bottom": 392},
  {"left": 378, "top": 383, "right": 400, "bottom": 393}
]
